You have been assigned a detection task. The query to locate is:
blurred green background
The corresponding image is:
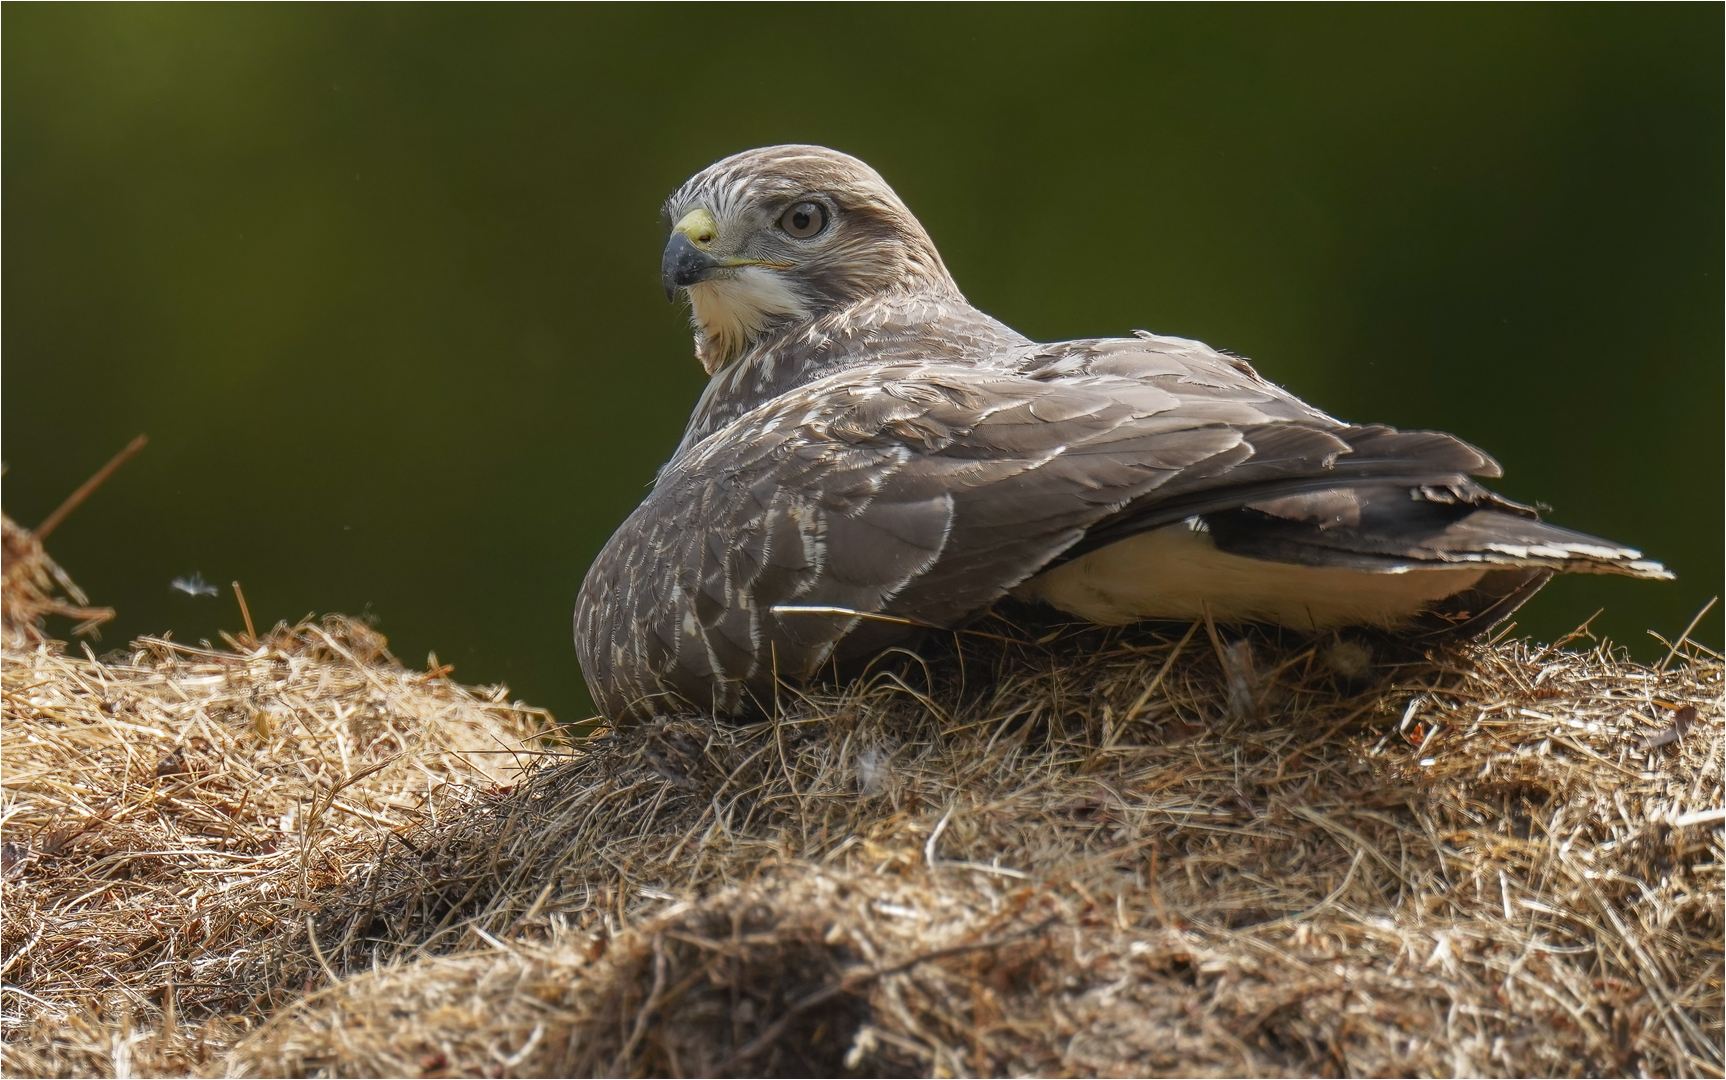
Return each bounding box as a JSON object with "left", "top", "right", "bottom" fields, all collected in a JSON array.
[{"left": 5, "top": 6, "right": 1720, "bottom": 722}]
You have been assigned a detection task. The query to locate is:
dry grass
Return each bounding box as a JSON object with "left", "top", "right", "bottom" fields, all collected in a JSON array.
[
  {"left": 2, "top": 509, "right": 1721, "bottom": 1077},
  {"left": 0, "top": 514, "right": 551, "bottom": 1077},
  {"left": 2, "top": 512, "right": 113, "bottom": 648}
]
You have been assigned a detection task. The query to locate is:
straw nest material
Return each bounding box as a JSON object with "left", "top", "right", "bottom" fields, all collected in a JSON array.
[
  {"left": 2, "top": 509, "right": 1720, "bottom": 1078},
  {"left": 0, "top": 513, "right": 550, "bottom": 1077},
  {"left": 2, "top": 513, "right": 114, "bottom": 648}
]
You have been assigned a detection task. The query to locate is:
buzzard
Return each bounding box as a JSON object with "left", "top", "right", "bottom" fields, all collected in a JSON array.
[{"left": 576, "top": 145, "right": 1669, "bottom": 722}]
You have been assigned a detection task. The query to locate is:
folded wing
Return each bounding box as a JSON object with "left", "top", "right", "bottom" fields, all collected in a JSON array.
[{"left": 576, "top": 339, "right": 1615, "bottom": 720}]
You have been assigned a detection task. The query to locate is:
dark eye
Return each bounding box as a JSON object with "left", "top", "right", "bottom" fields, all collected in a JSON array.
[{"left": 779, "top": 201, "right": 827, "bottom": 239}]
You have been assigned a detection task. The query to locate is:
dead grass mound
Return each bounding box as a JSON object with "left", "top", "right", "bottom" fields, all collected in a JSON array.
[
  {"left": 2, "top": 508, "right": 1720, "bottom": 1078},
  {"left": 231, "top": 614, "right": 1722, "bottom": 1077},
  {"left": 0, "top": 514, "right": 551, "bottom": 1077}
]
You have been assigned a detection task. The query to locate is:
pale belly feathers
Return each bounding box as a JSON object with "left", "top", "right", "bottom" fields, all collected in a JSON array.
[{"left": 1013, "top": 521, "right": 1486, "bottom": 630}]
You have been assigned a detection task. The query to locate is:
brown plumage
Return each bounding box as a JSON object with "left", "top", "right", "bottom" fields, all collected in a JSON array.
[{"left": 576, "top": 145, "right": 1670, "bottom": 722}]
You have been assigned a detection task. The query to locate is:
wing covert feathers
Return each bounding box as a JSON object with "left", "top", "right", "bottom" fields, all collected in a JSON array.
[{"left": 576, "top": 332, "right": 1664, "bottom": 721}]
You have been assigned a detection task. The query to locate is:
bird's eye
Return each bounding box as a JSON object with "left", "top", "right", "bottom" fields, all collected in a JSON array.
[{"left": 779, "top": 201, "right": 827, "bottom": 239}]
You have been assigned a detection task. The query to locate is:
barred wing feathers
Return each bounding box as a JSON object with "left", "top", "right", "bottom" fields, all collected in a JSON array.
[{"left": 575, "top": 352, "right": 1501, "bottom": 721}]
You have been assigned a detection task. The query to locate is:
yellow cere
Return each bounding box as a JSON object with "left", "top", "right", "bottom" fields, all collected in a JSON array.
[{"left": 673, "top": 207, "right": 719, "bottom": 246}]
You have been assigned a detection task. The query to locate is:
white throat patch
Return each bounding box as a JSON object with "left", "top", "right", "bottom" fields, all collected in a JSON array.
[{"left": 688, "top": 267, "right": 810, "bottom": 374}]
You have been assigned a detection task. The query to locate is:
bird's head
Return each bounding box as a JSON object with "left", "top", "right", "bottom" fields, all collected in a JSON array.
[{"left": 661, "top": 145, "right": 958, "bottom": 374}]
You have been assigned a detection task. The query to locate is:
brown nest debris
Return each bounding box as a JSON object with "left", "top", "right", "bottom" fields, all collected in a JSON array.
[
  {"left": 229, "top": 615, "right": 1722, "bottom": 1078},
  {"left": 2, "top": 517, "right": 1720, "bottom": 1077},
  {"left": 1, "top": 512, "right": 113, "bottom": 647},
  {"left": 0, "top": 529, "right": 550, "bottom": 1078},
  {"left": 1, "top": 436, "right": 146, "bottom": 646}
]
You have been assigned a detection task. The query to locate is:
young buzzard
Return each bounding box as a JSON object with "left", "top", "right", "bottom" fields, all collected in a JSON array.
[{"left": 576, "top": 145, "right": 1669, "bottom": 722}]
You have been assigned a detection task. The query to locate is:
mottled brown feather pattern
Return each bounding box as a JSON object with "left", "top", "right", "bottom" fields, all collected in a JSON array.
[{"left": 576, "top": 146, "right": 1668, "bottom": 722}]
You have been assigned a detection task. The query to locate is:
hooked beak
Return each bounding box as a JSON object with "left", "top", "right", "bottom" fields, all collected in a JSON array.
[
  {"left": 660, "top": 207, "right": 793, "bottom": 301},
  {"left": 662, "top": 207, "right": 724, "bottom": 301},
  {"left": 661, "top": 230, "right": 719, "bottom": 301}
]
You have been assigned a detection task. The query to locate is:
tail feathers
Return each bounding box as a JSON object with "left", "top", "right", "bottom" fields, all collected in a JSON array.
[
  {"left": 1024, "top": 481, "right": 1671, "bottom": 641},
  {"left": 1205, "top": 485, "right": 1672, "bottom": 581},
  {"left": 1432, "top": 513, "right": 1671, "bottom": 579}
]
